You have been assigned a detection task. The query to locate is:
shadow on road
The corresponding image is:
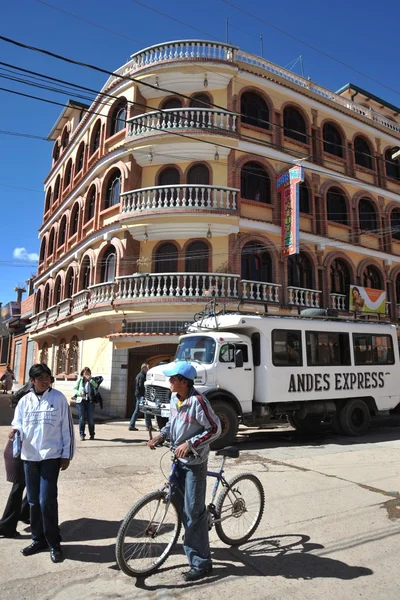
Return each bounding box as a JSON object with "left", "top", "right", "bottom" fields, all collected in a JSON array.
[{"left": 60, "top": 517, "right": 121, "bottom": 542}]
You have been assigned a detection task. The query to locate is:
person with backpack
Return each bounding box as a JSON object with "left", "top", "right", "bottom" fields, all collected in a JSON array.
[
  {"left": 72, "top": 367, "right": 98, "bottom": 441},
  {"left": 128, "top": 363, "right": 153, "bottom": 432}
]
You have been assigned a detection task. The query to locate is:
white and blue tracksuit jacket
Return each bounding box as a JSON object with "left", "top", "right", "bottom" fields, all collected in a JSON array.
[
  {"left": 160, "top": 387, "right": 221, "bottom": 465},
  {"left": 12, "top": 387, "right": 75, "bottom": 462}
]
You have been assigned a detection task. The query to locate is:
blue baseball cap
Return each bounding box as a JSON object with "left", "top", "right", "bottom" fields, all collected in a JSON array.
[{"left": 162, "top": 361, "right": 197, "bottom": 380}]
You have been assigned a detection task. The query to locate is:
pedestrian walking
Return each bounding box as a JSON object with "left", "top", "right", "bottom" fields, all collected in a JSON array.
[
  {"left": 72, "top": 367, "right": 98, "bottom": 441},
  {"left": 129, "top": 363, "right": 153, "bottom": 432},
  {"left": 1, "top": 365, "right": 15, "bottom": 394},
  {"left": 9, "top": 363, "right": 75, "bottom": 563},
  {"left": 148, "top": 361, "right": 221, "bottom": 581}
]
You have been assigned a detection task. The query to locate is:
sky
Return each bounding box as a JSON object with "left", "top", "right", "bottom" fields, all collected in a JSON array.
[{"left": 0, "top": 0, "right": 399, "bottom": 306}]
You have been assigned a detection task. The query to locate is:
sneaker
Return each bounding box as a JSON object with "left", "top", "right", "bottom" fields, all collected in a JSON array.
[
  {"left": 128, "top": 426, "right": 138, "bottom": 431},
  {"left": 182, "top": 565, "right": 213, "bottom": 581}
]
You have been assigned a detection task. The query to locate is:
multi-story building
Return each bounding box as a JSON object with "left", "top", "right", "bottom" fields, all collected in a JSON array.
[{"left": 30, "top": 40, "right": 400, "bottom": 417}]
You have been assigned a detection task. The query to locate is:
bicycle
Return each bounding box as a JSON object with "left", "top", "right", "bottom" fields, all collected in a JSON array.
[{"left": 115, "top": 445, "right": 265, "bottom": 577}]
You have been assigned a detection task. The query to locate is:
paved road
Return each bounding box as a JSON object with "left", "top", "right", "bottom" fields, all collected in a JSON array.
[{"left": 0, "top": 396, "right": 399, "bottom": 599}]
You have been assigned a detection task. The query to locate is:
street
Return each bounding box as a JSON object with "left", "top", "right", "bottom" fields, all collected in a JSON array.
[{"left": 0, "top": 397, "right": 400, "bottom": 600}]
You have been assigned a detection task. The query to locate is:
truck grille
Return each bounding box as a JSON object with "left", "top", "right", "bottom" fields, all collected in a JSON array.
[{"left": 145, "top": 385, "right": 171, "bottom": 404}]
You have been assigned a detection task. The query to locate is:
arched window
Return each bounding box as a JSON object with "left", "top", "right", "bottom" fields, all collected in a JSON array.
[
  {"left": 241, "top": 92, "right": 270, "bottom": 130},
  {"left": 65, "top": 268, "right": 75, "bottom": 298},
  {"left": 189, "top": 94, "right": 210, "bottom": 108},
  {"left": 161, "top": 97, "right": 183, "bottom": 110},
  {"left": 90, "top": 121, "right": 101, "bottom": 155},
  {"left": 283, "top": 106, "right": 307, "bottom": 144},
  {"left": 323, "top": 123, "right": 344, "bottom": 158},
  {"left": 63, "top": 159, "right": 72, "bottom": 189},
  {"left": 101, "top": 246, "right": 116, "bottom": 282},
  {"left": 155, "top": 243, "right": 178, "bottom": 273},
  {"left": 385, "top": 149, "right": 400, "bottom": 180},
  {"left": 35, "top": 290, "right": 42, "bottom": 314},
  {"left": 76, "top": 142, "right": 85, "bottom": 174},
  {"left": 40, "top": 342, "right": 48, "bottom": 365},
  {"left": 185, "top": 241, "right": 209, "bottom": 273},
  {"left": 359, "top": 198, "right": 378, "bottom": 232},
  {"left": 157, "top": 167, "right": 180, "bottom": 204},
  {"left": 56, "top": 339, "right": 67, "bottom": 375},
  {"left": 86, "top": 186, "right": 96, "bottom": 222},
  {"left": 326, "top": 187, "right": 348, "bottom": 225},
  {"left": 54, "top": 176, "right": 61, "bottom": 202},
  {"left": 362, "top": 265, "right": 382, "bottom": 289},
  {"left": 354, "top": 136, "right": 373, "bottom": 169},
  {"left": 330, "top": 259, "right": 350, "bottom": 295},
  {"left": 299, "top": 181, "right": 311, "bottom": 214},
  {"left": 61, "top": 128, "right": 69, "bottom": 149},
  {"left": 45, "top": 188, "right": 52, "bottom": 213},
  {"left": 58, "top": 216, "right": 67, "bottom": 247},
  {"left": 110, "top": 100, "right": 127, "bottom": 136},
  {"left": 39, "top": 238, "right": 46, "bottom": 263},
  {"left": 241, "top": 242, "right": 272, "bottom": 282},
  {"left": 53, "top": 143, "right": 60, "bottom": 163},
  {"left": 105, "top": 170, "right": 121, "bottom": 209},
  {"left": 54, "top": 276, "right": 62, "bottom": 305},
  {"left": 68, "top": 336, "right": 79, "bottom": 374},
  {"left": 187, "top": 164, "right": 210, "bottom": 185},
  {"left": 391, "top": 208, "right": 400, "bottom": 241},
  {"left": 43, "top": 284, "right": 51, "bottom": 310},
  {"left": 48, "top": 228, "right": 55, "bottom": 256},
  {"left": 241, "top": 162, "right": 271, "bottom": 203},
  {"left": 288, "top": 252, "right": 313, "bottom": 289},
  {"left": 80, "top": 257, "right": 91, "bottom": 289},
  {"left": 70, "top": 203, "right": 79, "bottom": 236}
]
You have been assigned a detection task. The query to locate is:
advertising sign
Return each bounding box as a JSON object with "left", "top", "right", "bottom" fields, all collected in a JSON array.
[
  {"left": 1, "top": 302, "right": 21, "bottom": 323},
  {"left": 277, "top": 166, "right": 304, "bottom": 257},
  {"left": 349, "top": 285, "right": 386, "bottom": 315}
]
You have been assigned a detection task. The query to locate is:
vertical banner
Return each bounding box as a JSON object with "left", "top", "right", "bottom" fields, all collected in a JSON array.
[{"left": 277, "top": 166, "right": 304, "bottom": 258}]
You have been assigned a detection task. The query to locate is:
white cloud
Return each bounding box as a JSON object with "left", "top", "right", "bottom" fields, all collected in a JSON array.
[{"left": 13, "top": 247, "right": 39, "bottom": 262}]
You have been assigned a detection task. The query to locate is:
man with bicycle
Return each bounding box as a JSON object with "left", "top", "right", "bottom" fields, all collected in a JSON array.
[{"left": 148, "top": 361, "right": 221, "bottom": 582}]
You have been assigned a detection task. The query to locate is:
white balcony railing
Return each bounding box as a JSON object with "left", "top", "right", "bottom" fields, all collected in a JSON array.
[
  {"left": 72, "top": 290, "right": 89, "bottom": 314},
  {"left": 127, "top": 108, "right": 237, "bottom": 137},
  {"left": 121, "top": 184, "right": 238, "bottom": 213},
  {"left": 37, "top": 310, "right": 48, "bottom": 329},
  {"left": 241, "top": 280, "right": 281, "bottom": 303},
  {"left": 116, "top": 273, "right": 240, "bottom": 300},
  {"left": 288, "top": 286, "right": 321, "bottom": 308},
  {"left": 88, "top": 282, "right": 115, "bottom": 308},
  {"left": 129, "top": 40, "right": 237, "bottom": 69},
  {"left": 47, "top": 304, "right": 60, "bottom": 324},
  {"left": 58, "top": 298, "right": 72, "bottom": 320},
  {"left": 330, "top": 293, "right": 347, "bottom": 311}
]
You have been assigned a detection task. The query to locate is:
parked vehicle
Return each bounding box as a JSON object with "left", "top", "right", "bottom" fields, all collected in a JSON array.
[{"left": 142, "top": 304, "right": 400, "bottom": 448}]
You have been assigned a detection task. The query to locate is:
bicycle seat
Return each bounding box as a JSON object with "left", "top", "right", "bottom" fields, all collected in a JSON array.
[{"left": 215, "top": 446, "right": 239, "bottom": 458}]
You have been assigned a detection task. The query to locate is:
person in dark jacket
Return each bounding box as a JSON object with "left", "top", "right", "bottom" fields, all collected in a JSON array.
[
  {"left": 128, "top": 363, "right": 152, "bottom": 431},
  {"left": 0, "top": 383, "right": 32, "bottom": 537}
]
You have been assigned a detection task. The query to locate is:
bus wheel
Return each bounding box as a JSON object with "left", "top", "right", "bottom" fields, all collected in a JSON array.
[
  {"left": 287, "top": 414, "right": 322, "bottom": 433},
  {"left": 339, "top": 399, "right": 370, "bottom": 436},
  {"left": 210, "top": 400, "right": 238, "bottom": 449}
]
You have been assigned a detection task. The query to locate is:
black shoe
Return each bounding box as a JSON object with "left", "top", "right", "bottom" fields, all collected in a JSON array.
[
  {"left": 21, "top": 540, "right": 48, "bottom": 556},
  {"left": 128, "top": 426, "right": 138, "bottom": 431},
  {"left": 89, "top": 436, "right": 95, "bottom": 440},
  {"left": 50, "top": 547, "right": 63, "bottom": 563},
  {"left": 183, "top": 565, "right": 213, "bottom": 581}
]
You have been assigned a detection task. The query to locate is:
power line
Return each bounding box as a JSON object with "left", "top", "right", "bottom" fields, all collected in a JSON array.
[
  {"left": 0, "top": 182, "right": 43, "bottom": 193},
  {"left": 0, "top": 128, "right": 48, "bottom": 141}
]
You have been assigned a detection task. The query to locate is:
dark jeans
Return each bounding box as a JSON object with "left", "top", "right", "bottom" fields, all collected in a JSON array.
[
  {"left": 174, "top": 460, "right": 211, "bottom": 571},
  {"left": 76, "top": 400, "right": 95, "bottom": 438},
  {"left": 0, "top": 482, "right": 30, "bottom": 536},
  {"left": 129, "top": 396, "right": 152, "bottom": 428},
  {"left": 24, "top": 459, "right": 61, "bottom": 548}
]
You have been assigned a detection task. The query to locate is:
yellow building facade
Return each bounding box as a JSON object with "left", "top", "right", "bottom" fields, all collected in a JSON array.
[{"left": 30, "top": 41, "right": 400, "bottom": 416}]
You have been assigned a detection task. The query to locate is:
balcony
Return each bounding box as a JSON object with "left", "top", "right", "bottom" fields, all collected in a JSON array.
[
  {"left": 330, "top": 293, "right": 347, "bottom": 311},
  {"left": 288, "top": 286, "right": 321, "bottom": 308},
  {"left": 72, "top": 290, "right": 89, "bottom": 314},
  {"left": 121, "top": 184, "right": 238, "bottom": 214},
  {"left": 88, "top": 282, "right": 115, "bottom": 308},
  {"left": 241, "top": 280, "right": 281, "bottom": 303},
  {"left": 127, "top": 108, "right": 237, "bottom": 138},
  {"left": 58, "top": 298, "right": 72, "bottom": 320}
]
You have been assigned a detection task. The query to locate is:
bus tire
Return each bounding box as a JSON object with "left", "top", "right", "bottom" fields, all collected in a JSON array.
[
  {"left": 339, "top": 399, "right": 370, "bottom": 436},
  {"left": 288, "top": 414, "right": 322, "bottom": 433},
  {"left": 210, "top": 400, "right": 238, "bottom": 449}
]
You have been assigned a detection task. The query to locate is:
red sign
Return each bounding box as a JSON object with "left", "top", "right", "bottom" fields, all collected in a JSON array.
[{"left": 277, "top": 166, "right": 304, "bottom": 257}]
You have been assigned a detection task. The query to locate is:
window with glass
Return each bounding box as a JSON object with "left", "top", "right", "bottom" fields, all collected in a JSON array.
[
  {"left": 306, "top": 331, "right": 350, "bottom": 366},
  {"left": 64, "top": 160, "right": 72, "bottom": 189},
  {"left": 322, "top": 123, "right": 343, "bottom": 158},
  {"left": 283, "top": 106, "right": 307, "bottom": 143},
  {"left": 287, "top": 253, "right": 313, "bottom": 289},
  {"left": 362, "top": 266, "right": 382, "bottom": 290},
  {"left": 175, "top": 336, "right": 216, "bottom": 364},
  {"left": 58, "top": 217, "right": 67, "bottom": 246},
  {"left": 354, "top": 136, "right": 373, "bottom": 169},
  {"left": 90, "top": 121, "right": 101, "bottom": 154},
  {"left": 327, "top": 187, "right": 348, "bottom": 225},
  {"left": 48, "top": 229, "right": 55, "bottom": 256},
  {"left": 105, "top": 173, "right": 121, "bottom": 209},
  {"left": 359, "top": 198, "right": 377, "bottom": 232},
  {"left": 70, "top": 204, "right": 79, "bottom": 236},
  {"left": 101, "top": 246, "right": 116, "bottom": 282},
  {"left": 110, "top": 101, "right": 127, "bottom": 136},
  {"left": 272, "top": 330, "right": 302, "bottom": 366},
  {"left": 299, "top": 182, "right": 311, "bottom": 214},
  {"left": 391, "top": 208, "right": 400, "bottom": 241},
  {"left": 219, "top": 343, "right": 249, "bottom": 363},
  {"left": 240, "top": 162, "right": 271, "bottom": 203},
  {"left": 76, "top": 143, "right": 85, "bottom": 173},
  {"left": 86, "top": 186, "right": 96, "bottom": 222},
  {"left": 385, "top": 149, "right": 400, "bottom": 180},
  {"left": 54, "top": 277, "right": 62, "bottom": 305},
  {"left": 241, "top": 92, "right": 270, "bottom": 130},
  {"left": 353, "top": 334, "right": 394, "bottom": 365},
  {"left": 241, "top": 242, "right": 272, "bottom": 282}
]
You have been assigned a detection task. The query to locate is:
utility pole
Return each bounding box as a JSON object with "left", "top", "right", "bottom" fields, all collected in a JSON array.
[
  {"left": 260, "top": 34, "right": 264, "bottom": 58},
  {"left": 226, "top": 17, "right": 229, "bottom": 43}
]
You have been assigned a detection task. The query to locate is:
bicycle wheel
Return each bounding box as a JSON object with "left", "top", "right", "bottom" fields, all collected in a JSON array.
[
  {"left": 115, "top": 490, "right": 182, "bottom": 577},
  {"left": 215, "top": 473, "right": 265, "bottom": 546}
]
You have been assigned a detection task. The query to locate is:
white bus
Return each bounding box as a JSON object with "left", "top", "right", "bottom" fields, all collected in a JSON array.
[{"left": 142, "top": 307, "right": 400, "bottom": 448}]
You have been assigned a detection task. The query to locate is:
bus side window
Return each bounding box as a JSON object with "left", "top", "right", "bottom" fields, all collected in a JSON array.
[
  {"left": 252, "top": 333, "right": 261, "bottom": 367},
  {"left": 272, "top": 330, "right": 302, "bottom": 366}
]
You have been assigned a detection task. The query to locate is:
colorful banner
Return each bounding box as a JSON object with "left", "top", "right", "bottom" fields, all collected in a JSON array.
[
  {"left": 349, "top": 285, "right": 386, "bottom": 315},
  {"left": 277, "top": 166, "right": 304, "bottom": 258},
  {"left": 1, "top": 301, "right": 21, "bottom": 323}
]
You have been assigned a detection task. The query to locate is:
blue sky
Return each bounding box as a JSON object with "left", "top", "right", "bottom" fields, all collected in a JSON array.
[{"left": 0, "top": 0, "right": 399, "bottom": 306}]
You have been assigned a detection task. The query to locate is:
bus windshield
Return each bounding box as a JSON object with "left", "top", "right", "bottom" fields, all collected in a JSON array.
[{"left": 175, "top": 336, "right": 216, "bottom": 364}]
